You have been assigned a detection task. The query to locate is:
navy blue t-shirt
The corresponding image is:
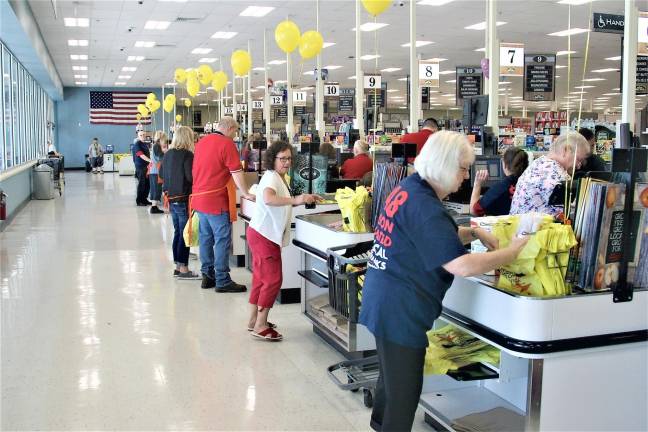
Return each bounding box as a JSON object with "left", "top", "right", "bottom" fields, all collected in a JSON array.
[
  {"left": 359, "top": 173, "right": 467, "bottom": 348},
  {"left": 476, "top": 175, "right": 518, "bottom": 216},
  {"left": 132, "top": 139, "right": 150, "bottom": 169}
]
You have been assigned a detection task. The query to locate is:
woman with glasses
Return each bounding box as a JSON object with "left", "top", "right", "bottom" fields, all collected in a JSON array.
[
  {"left": 246, "top": 141, "right": 322, "bottom": 341},
  {"left": 359, "top": 131, "right": 529, "bottom": 431}
]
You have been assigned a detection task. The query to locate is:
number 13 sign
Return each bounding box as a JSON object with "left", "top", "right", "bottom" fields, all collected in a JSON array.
[{"left": 500, "top": 42, "right": 524, "bottom": 76}]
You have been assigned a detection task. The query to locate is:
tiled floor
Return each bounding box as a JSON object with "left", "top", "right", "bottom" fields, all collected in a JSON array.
[{"left": 1, "top": 172, "right": 430, "bottom": 431}]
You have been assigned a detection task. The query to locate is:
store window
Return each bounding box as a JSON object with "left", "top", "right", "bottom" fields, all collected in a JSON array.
[{"left": 0, "top": 41, "right": 53, "bottom": 172}]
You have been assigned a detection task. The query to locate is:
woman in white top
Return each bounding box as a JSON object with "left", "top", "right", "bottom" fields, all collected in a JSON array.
[{"left": 247, "top": 141, "right": 321, "bottom": 341}]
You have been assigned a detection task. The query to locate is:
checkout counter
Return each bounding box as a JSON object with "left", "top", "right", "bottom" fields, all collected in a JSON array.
[{"left": 292, "top": 211, "right": 648, "bottom": 431}]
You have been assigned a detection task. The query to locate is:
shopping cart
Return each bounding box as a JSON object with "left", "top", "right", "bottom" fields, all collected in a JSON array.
[{"left": 325, "top": 241, "right": 380, "bottom": 408}]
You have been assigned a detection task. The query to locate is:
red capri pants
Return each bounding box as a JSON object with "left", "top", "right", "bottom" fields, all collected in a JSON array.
[{"left": 247, "top": 226, "right": 283, "bottom": 308}]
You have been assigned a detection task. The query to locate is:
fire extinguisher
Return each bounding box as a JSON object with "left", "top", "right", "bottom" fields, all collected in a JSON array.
[{"left": 0, "top": 190, "right": 7, "bottom": 221}]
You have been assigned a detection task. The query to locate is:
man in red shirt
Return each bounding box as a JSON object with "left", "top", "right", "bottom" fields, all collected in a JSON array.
[
  {"left": 400, "top": 117, "right": 439, "bottom": 157},
  {"left": 192, "top": 116, "right": 254, "bottom": 292},
  {"left": 341, "top": 140, "right": 373, "bottom": 179}
]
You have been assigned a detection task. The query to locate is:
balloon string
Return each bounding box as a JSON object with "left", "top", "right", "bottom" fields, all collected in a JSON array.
[{"left": 374, "top": 15, "right": 379, "bottom": 134}]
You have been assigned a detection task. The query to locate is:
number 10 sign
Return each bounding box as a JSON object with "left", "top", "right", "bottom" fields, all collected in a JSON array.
[{"left": 419, "top": 60, "right": 439, "bottom": 87}]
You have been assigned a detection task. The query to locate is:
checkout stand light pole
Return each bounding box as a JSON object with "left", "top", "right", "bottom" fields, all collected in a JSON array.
[
  {"left": 264, "top": 30, "right": 271, "bottom": 140},
  {"left": 355, "top": 0, "right": 364, "bottom": 140},
  {"left": 408, "top": 0, "right": 419, "bottom": 133}
]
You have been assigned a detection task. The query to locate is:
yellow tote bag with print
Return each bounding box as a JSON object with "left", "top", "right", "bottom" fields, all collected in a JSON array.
[{"left": 183, "top": 211, "right": 200, "bottom": 247}]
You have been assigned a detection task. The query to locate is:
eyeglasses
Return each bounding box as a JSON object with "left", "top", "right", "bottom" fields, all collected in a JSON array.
[
  {"left": 459, "top": 165, "right": 471, "bottom": 174},
  {"left": 276, "top": 157, "right": 292, "bottom": 163}
]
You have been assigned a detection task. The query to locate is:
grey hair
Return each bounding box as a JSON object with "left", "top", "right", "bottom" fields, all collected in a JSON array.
[
  {"left": 217, "top": 116, "right": 238, "bottom": 132},
  {"left": 354, "top": 140, "right": 369, "bottom": 154},
  {"left": 550, "top": 131, "right": 589, "bottom": 155},
  {"left": 414, "top": 130, "right": 474, "bottom": 194}
]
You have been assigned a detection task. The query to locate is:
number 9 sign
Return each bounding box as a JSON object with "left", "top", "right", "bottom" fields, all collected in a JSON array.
[{"left": 364, "top": 74, "right": 381, "bottom": 90}]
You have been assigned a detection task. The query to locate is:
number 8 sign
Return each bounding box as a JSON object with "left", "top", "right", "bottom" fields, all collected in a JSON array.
[
  {"left": 500, "top": 42, "right": 524, "bottom": 76},
  {"left": 418, "top": 60, "right": 439, "bottom": 87}
]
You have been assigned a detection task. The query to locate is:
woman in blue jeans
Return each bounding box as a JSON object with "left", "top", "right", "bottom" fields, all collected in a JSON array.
[{"left": 160, "top": 126, "right": 200, "bottom": 279}]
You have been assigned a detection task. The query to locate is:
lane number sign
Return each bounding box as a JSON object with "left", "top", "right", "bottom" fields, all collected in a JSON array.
[
  {"left": 270, "top": 95, "right": 283, "bottom": 105},
  {"left": 324, "top": 84, "right": 340, "bottom": 97},
  {"left": 293, "top": 91, "right": 307, "bottom": 106},
  {"left": 236, "top": 103, "right": 248, "bottom": 112},
  {"left": 224, "top": 106, "right": 233, "bottom": 115},
  {"left": 252, "top": 100, "right": 264, "bottom": 110},
  {"left": 500, "top": 43, "right": 524, "bottom": 76},
  {"left": 419, "top": 60, "right": 439, "bottom": 87},
  {"left": 364, "top": 74, "right": 382, "bottom": 90}
]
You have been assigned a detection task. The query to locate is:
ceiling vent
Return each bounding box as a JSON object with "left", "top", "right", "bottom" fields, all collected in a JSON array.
[
  {"left": 175, "top": 16, "right": 205, "bottom": 23},
  {"left": 154, "top": 44, "right": 177, "bottom": 48}
]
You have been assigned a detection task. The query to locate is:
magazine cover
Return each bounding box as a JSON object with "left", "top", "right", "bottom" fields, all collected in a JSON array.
[
  {"left": 290, "top": 153, "right": 328, "bottom": 195},
  {"left": 591, "top": 184, "right": 626, "bottom": 291},
  {"left": 630, "top": 183, "right": 648, "bottom": 287}
]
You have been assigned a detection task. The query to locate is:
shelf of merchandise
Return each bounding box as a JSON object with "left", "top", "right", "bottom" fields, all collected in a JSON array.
[{"left": 534, "top": 111, "right": 567, "bottom": 135}]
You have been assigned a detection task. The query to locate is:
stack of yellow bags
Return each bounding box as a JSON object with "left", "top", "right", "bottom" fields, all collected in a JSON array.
[
  {"left": 335, "top": 186, "right": 371, "bottom": 233},
  {"left": 490, "top": 213, "right": 577, "bottom": 297},
  {"left": 424, "top": 325, "right": 500, "bottom": 375}
]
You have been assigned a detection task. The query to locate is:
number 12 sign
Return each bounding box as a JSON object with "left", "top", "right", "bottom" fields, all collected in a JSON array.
[
  {"left": 500, "top": 42, "right": 524, "bottom": 76},
  {"left": 419, "top": 60, "right": 439, "bottom": 87}
]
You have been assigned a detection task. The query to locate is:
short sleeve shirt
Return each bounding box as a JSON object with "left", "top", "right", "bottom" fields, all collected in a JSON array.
[
  {"left": 191, "top": 132, "right": 243, "bottom": 215},
  {"left": 475, "top": 175, "right": 518, "bottom": 216},
  {"left": 250, "top": 171, "right": 292, "bottom": 247},
  {"left": 358, "top": 173, "right": 467, "bottom": 348},
  {"left": 510, "top": 156, "right": 568, "bottom": 216},
  {"left": 341, "top": 154, "right": 373, "bottom": 179}
]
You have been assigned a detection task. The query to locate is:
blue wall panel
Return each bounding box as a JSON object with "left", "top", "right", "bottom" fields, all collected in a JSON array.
[{"left": 56, "top": 87, "right": 166, "bottom": 168}]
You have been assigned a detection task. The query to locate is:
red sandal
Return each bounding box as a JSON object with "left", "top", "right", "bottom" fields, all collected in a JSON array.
[
  {"left": 247, "top": 322, "right": 277, "bottom": 332},
  {"left": 251, "top": 327, "right": 283, "bottom": 342}
]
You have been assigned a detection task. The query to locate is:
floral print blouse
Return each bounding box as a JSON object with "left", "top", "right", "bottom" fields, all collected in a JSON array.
[{"left": 510, "top": 156, "right": 569, "bottom": 216}]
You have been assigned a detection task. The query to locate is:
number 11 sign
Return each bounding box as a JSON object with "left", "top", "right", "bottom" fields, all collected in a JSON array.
[{"left": 419, "top": 60, "right": 439, "bottom": 87}]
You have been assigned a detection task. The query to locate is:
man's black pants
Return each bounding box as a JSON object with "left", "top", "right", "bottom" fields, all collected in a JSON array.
[
  {"left": 135, "top": 166, "right": 150, "bottom": 204},
  {"left": 370, "top": 337, "right": 426, "bottom": 432}
]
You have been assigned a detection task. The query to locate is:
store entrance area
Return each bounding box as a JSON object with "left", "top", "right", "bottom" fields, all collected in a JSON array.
[{"left": 0, "top": 172, "right": 428, "bottom": 431}]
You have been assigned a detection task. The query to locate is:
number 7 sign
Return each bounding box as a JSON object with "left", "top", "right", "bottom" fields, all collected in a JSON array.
[{"left": 500, "top": 43, "right": 524, "bottom": 76}]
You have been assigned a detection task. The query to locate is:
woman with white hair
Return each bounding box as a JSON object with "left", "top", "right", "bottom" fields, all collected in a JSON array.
[
  {"left": 510, "top": 131, "right": 590, "bottom": 217},
  {"left": 359, "top": 130, "right": 529, "bottom": 432}
]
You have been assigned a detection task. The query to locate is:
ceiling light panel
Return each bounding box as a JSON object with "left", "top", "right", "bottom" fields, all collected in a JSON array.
[
  {"left": 199, "top": 58, "right": 217, "bottom": 63},
  {"left": 74, "top": 74, "right": 87, "bottom": 78},
  {"left": 438, "top": 70, "right": 454, "bottom": 75},
  {"left": 135, "top": 41, "right": 155, "bottom": 48},
  {"left": 424, "top": 57, "right": 447, "bottom": 62},
  {"left": 118, "top": 75, "right": 131, "bottom": 79},
  {"left": 70, "top": 54, "right": 88, "bottom": 60},
  {"left": 582, "top": 78, "right": 606, "bottom": 82},
  {"left": 353, "top": 23, "right": 389, "bottom": 32},
  {"left": 548, "top": 28, "right": 589, "bottom": 37},
  {"left": 211, "top": 31, "right": 238, "bottom": 39},
  {"left": 380, "top": 67, "right": 402, "bottom": 72},
  {"left": 591, "top": 68, "right": 619, "bottom": 73},
  {"left": 418, "top": 0, "right": 456, "bottom": 5},
  {"left": 360, "top": 54, "right": 381, "bottom": 60},
  {"left": 75, "top": 81, "right": 87, "bottom": 85},
  {"left": 144, "top": 21, "right": 170, "bottom": 30},
  {"left": 114, "top": 82, "right": 127, "bottom": 85},
  {"left": 191, "top": 48, "right": 212, "bottom": 54},
  {"left": 323, "top": 42, "right": 336, "bottom": 48},
  {"left": 325, "top": 65, "right": 343, "bottom": 70},
  {"left": 401, "top": 41, "right": 434, "bottom": 48},
  {"left": 127, "top": 56, "right": 144, "bottom": 61},
  {"left": 605, "top": 56, "right": 622, "bottom": 61},
  {"left": 556, "top": 50, "right": 577, "bottom": 56},
  {"left": 72, "top": 66, "right": 87, "bottom": 71},
  {"left": 268, "top": 60, "right": 286, "bottom": 65},
  {"left": 465, "top": 21, "right": 506, "bottom": 30},
  {"left": 557, "top": 0, "right": 594, "bottom": 5},
  {"left": 239, "top": 6, "right": 275, "bottom": 17},
  {"left": 122, "top": 67, "right": 137, "bottom": 71},
  {"left": 68, "top": 40, "right": 88, "bottom": 47},
  {"left": 64, "top": 17, "right": 89, "bottom": 27}
]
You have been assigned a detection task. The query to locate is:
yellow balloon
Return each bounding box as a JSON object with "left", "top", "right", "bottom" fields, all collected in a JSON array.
[
  {"left": 165, "top": 94, "right": 176, "bottom": 104},
  {"left": 186, "top": 78, "right": 200, "bottom": 97},
  {"left": 275, "top": 20, "right": 301, "bottom": 54},
  {"left": 298, "top": 30, "right": 324, "bottom": 60},
  {"left": 361, "top": 0, "right": 391, "bottom": 16},
  {"left": 231, "top": 50, "right": 252, "bottom": 76},
  {"left": 145, "top": 99, "right": 154, "bottom": 109},
  {"left": 212, "top": 71, "right": 228, "bottom": 92},
  {"left": 137, "top": 104, "right": 149, "bottom": 117},
  {"left": 174, "top": 68, "right": 187, "bottom": 83},
  {"left": 150, "top": 99, "right": 161, "bottom": 112},
  {"left": 146, "top": 92, "right": 156, "bottom": 102},
  {"left": 163, "top": 100, "right": 174, "bottom": 113},
  {"left": 187, "top": 69, "right": 198, "bottom": 81},
  {"left": 184, "top": 99, "right": 192, "bottom": 108},
  {"left": 197, "top": 64, "right": 214, "bottom": 86},
  {"left": 175, "top": 114, "right": 182, "bottom": 122},
  {"left": 136, "top": 114, "right": 142, "bottom": 120}
]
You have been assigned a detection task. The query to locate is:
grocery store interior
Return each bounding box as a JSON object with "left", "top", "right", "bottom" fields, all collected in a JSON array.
[{"left": 1, "top": 0, "right": 647, "bottom": 431}]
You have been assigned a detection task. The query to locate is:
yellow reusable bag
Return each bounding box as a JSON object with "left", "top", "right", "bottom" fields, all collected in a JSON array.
[
  {"left": 183, "top": 211, "right": 200, "bottom": 247},
  {"left": 424, "top": 325, "right": 500, "bottom": 375},
  {"left": 335, "top": 186, "right": 371, "bottom": 233}
]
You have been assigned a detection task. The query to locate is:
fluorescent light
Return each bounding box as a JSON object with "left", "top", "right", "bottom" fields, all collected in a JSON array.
[
  {"left": 268, "top": 60, "right": 286, "bottom": 65},
  {"left": 556, "top": 65, "right": 567, "bottom": 69},
  {"left": 122, "top": 67, "right": 137, "bottom": 72},
  {"left": 418, "top": 0, "right": 455, "bottom": 5},
  {"left": 360, "top": 54, "right": 381, "bottom": 60},
  {"left": 300, "top": 87, "right": 312, "bottom": 91},
  {"left": 556, "top": 50, "right": 577, "bottom": 56},
  {"left": 303, "top": 71, "right": 315, "bottom": 76},
  {"left": 443, "top": 93, "right": 456, "bottom": 97},
  {"left": 191, "top": 48, "right": 212, "bottom": 55},
  {"left": 199, "top": 58, "right": 217, "bottom": 63},
  {"left": 548, "top": 28, "right": 589, "bottom": 37},
  {"left": 323, "top": 42, "right": 336, "bottom": 48},
  {"left": 159, "top": 0, "right": 187, "bottom": 2},
  {"left": 606, "top": 56, "right": 622, "bottom": 61},
  {"left": 348, "top": 76, "right": 357, "bottom": 80},
  {"left": 127, "top": 56, "right": 144, "bottom": 61},
  {"left": 591, "top": 68, "right": 619, "bottom": 73},
  {"left": 70, "top": 54, "right": 88, "bottom": 60},
  {"left": 612, "top": 88, "right": 620, "bottom": 91},
  {"left": 144, "top": 21, "right": 170, "bottom": 30},
  {"left": 64, "top": 17, "right": 89, "bottom": 27},
  {"left": 430, "top": 103, "right": 443, "bottom": 106},
  {"left": 595, "top": 97, "right": 610, "bottom": 100},
  {"left": 499, "top": 81, "right": 511, "bottom": 85},
  {"left": 387, "top": 89, "right": 399, "bottom": 93},
  {"left": 75, "top": 81, "right": 87, "bottom": 85},
  {"left": 211, "top": 31, "right": 237, "bottom": 39},
  {"left": 255, "top": 85, "right": 265, "bottom": 89},
  {"left": 199, "top": 103, "right": 208, "bottom": 106},
  {"left": 424, "top": 57, "right": 447, "bottom": 62},
  {"left": 603, "top": 92, "right": 621, "bottom": 95},
  {"left": 117, "top": 75, "right": 131, "bottom": 79},
  {"left": 239, "top": 6, "right": 275, "bottom": 17},
  {"left": 510, "top": 96, "right": 523, "bottom": 99},
  {"left": 556, "top": 75, "right": 561, "bottom": 78},
  {"left": 438, "top": 70, "right": 454, "bottom": 75},
  {"left": 398, "top": 77, "right": 408, "bottom": 81},
  {"left": 474, "top": 47, "right": 486, "bottom": 52},
  {"left": 465, "top": 21, "right": 506, "bottom": 30},
  {"left": 114, "top": 82, "right": 127, "bottom": 86},
  {"left": 446, "top": 79, "right": 456, "bottom": 83},
  {"left": 135, "top": 41, "right": 155, "bottom": 48},
  {"left": 274, "top": 80, "right": 287, "bottom": 84},
  {"left": 72, "top": 66, "right": 87, "bottom": 71},
  {"left": 352, "top": 23, "right": 389, "bottom": 32},
  {"left": 68, "top": 39, "right": 88, "bottom": 47},
  {"left": 570, "top": 91, "right": 588, "bottom": 94},
  {"left": 74, "top": 74, "right": 87, "bottom": 78},
  {"left": 325, "top": 65, "right": 343, "bottom": 70},
  {"left": 582, "top": 78, "right": 606, "bottom": 82},
  {"left": 574, "top": 85, "right": 595, "bottom": 89},
  {"left": 557, "top": 0, "right": 594, "bottom": 5},
  {"left": 401, "top": 41, "right": 434, "bottom": 48},
  {"left": 252, "top": 67, "right": 266, "bottom": 71},
  {"left": 234, "top": 93, "right": 244, "bottom": 96},
  {"left": 381, "top": 67, "right": 402, "bottom": 72}
]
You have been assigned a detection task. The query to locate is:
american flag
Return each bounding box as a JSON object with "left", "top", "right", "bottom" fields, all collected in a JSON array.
[{"left": 89, "top": 91, "right": 151, "bottom": 125}]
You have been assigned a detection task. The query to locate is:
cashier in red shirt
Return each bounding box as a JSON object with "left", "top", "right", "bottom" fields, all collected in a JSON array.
[
  {"left": 400, "top": 117, "right": 439, "bottom": 158},
  {"left": 340, "top": 140, "right": 373, "bottom": 180},
  {"left": 192, "top": 116, "right": 254, "bottom": 293}
]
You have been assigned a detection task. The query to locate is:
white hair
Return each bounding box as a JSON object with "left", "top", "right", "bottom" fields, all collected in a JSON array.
[
  {"left": 414, "top": 130, "right": 474, "bottom": 194},
  {"left": 550, "top": 131, "right": 589, "bottom": 155},
  {"left": 217, "top": 116, "right": 238, "bottom": 132}
]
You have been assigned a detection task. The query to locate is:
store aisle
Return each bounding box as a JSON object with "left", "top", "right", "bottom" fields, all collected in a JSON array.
[{"left": 0, "top": 172, "right": 429, "bottom": 431}]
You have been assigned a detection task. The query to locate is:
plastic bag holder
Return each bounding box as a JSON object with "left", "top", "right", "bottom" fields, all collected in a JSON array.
[{"left": 609, "top": 124, "right": 647, "bottom": 303}]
